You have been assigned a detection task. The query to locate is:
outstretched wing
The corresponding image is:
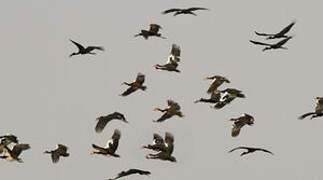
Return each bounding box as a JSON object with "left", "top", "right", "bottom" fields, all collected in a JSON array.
[
  {"left": 95, "top": 114, "right": 115, "bottom": 133},
  {"left": 85, "top": 46, "right": 104, "bottom": 51},
  {"left": 277, "top": 21, "right": 295, "bottom": 36},
  {"left": 149, "top": 24, "right": 162, "bottom": 34},
  {"left": 12, "top": 144, "right": 30, "bottom": 156},
  {"left": 228, "top": 146, "right": 248, "bottom": 153},
  {"left": 275, "top": 36, "right": 292, "bottom": 46},
  {"left": 162, "top": 8, "right": 182, "bottom": 14},
  {"left": 231, "top": 124, "right": 241, "bottom": 137},
  {"left": 170, "top": 44, "right": 181, "bottom": 57},
  {"left": 249, "top": 40, "right": 271, "bottom": 46},
  {"left": 187, "top": 7, "right": 209, "bottom": 11},
  {"left": 154, "top": 112, "right": 173, "bottom": 123},
  {"left": 70, "top": 39, "right": 85, "bottom": 51},
  {"left": 298, "top": 112, "right": 316, "bottom": 120},
  {"left": 121, "top": 86, "right": 137, "bottom": 96},
  {"left": 254, "top": 31, "right": 275, "bottom": 37},
  {"left": 258, "top": 148, "right": 274, "bottom": 155}
]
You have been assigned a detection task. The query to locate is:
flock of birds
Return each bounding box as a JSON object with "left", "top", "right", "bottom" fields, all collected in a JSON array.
[{"left": 3, "top": 5, "right": 320, "bottom": 180}]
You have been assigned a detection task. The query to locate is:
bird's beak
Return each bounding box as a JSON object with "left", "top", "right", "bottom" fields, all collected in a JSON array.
[
  {"left": 204, "top": 77, "right": 211, "bottom": 80},
  {"left": 153, "top": 108, "right": 159, "bottom": 111},
  {"left": 141, "top": 146, "right": 146, "bottom": 149}
]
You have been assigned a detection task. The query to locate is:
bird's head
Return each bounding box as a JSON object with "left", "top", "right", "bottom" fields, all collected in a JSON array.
[{"left": 69, "top": 52, "right": 78, "bottom": 57}]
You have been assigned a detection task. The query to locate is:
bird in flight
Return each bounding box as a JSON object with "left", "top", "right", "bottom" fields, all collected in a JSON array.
[
  {"left": 134, "top": 24, "right": 166, "bottom": 39},
  {"left": 91, "top": 129, "right": 121, "bottom": 158},
  {"left": 108, "top": 169, "right": 151, "bottom": 180},
  {"left": 214, "top": 88, "right": 245, "bottom": 109},
  {"left": 228, "top": 146, "right": 273, "bottom": 156},
  {"left": 204, "top": 75, "right": 230, "bottom": 94},
  {"left": 249, "top": 36, "right": 293, "bottom": 51},
  {"left": 299, "top": 97, "right": 323, "bottom": 120},
  {"left": 120, "top": 73, "right": 147, "bottom": 96},
  {"left": 43, "top": 144, "right": 70, "bottom": 163},
  {"left": 255, "top": 21, "right": 295, "bottom": 40},
  {"left": 69, "top": 39, "right": 104, "bottom": 57},
  {"left": 142, "top": 133, "right": 167, "bottom": 152},
  {"left": 229, "top": 113, "right": 254, "bottom": 137},
  {"left": 153, "top": 99, "right": 184, "bottom": 123},
  {"left": 0, "top": 143, "right": 30, "bottom": 163},
  {"left": 194, "top": 91, "right": 221, "bottom": 104},
  {"left": 162, "top": 7, "right": 209, "bottom": 16},
  {"left": 145, "top": 132, "right": 177, "bottom": 162},
  {"left": 154, "top": 44, "right": 181, "bottom": 73},
  {"left": 95, "top": 112, "right": 127, "bottom": 133}
]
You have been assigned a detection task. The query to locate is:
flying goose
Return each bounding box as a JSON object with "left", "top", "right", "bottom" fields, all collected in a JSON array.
[
  {"left": 299, "top": 97, "right": 323, "bottom": 120},
  {"left": 69, "top": 39, "right": 104, "bottom": 57},
  {"left": 154, "top": 44, "right": 181, "bottom": 72},
  {"left": 95, "top": 112, "right": 127, "bottom": 133},
  {"left": 229, "top": 146, "right": 273, "bottom": 156},
  {"left": 162, "top": 7, "right": 209, "bottom": 16},
  {"left": 145, "top": 132, "right": 176, "bottom": 162},
  {"left": 214, "top": 88, "right": 245, "bottom": 109},
  {"left": 194, "top": 91, "right": 221, "bottom": 104},
  {"left": 141, "top": 133, "right": 167, "bottom": 152},
  {"left": 134, "top": 24, "right": 166, "bottom": 39},
  {"left": 108, "top": 169, "right": 151, "bottom": 180},
  {"left": 0, "top": 144, "right": 30, "bottom": 163},
  {"left": 91, "top": 129, "right": 121, "bottom": 158},
  {"left": 230, "top": 113, "right": 254, "bottom": 137},
  {"left": 204, "top": 75, "right": 230, "bottom": 94},
  {"left": 120, "top": 73, "right": 147, "bottom": 96},
  {"left": 255, "top": 21, "right": 295, "bottom": 39},
  {"left": 153, "top": 100, "right": 184, "bottom": 123},
  {"left": 249, "top": 36, "right": 293, "bottom": 51},
  {"left": 43, "top": 144, "right": 70, "bottom": 163}
]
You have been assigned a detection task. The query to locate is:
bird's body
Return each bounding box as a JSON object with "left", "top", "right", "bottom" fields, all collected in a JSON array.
[
  {"left": 43, "top": 144, "right": 69, "bottom": 163},
  {"left": 249, "top": 36, "right": 293, "bottom": 51},
  {"left": 230, "top": 113, "right": 254, "bottom": 137},
  {"left": 142, "top": 133, "right": 167, "bottom": 152},
  {"left": 144, "top": 132, "right": 176, "bottom": 162},
  {"left": 214, "top": 88, "right": 245, "bottom": 109},
  {"left": 194, "top": 91, "right": 221, "bottom": 104},
  {"left": 95, "top": 112, "right": 127, "bottom": 133},
  {"left": 155, "top": 44, "right": 181, "bottom": 72},
  {"left": 121, "top": 73, "right": 146, "bottom": 96},
  {"left": 69, "top": 39, "right": 104, "bottom": 57},
  {"left": 162, "top": 7, "right": 209, "bottom": 16},
  {"left": 153, "top": 100, "right": 184, "bottom": 123},
  {"left": 255, "top": 21, "right": 295, "bottom": 39},
  {"left": 0, "top": 134, "right": 19, "bottom": 154},
  {"left": 299, "top": 97, "right": 323, "bottom": 120},
  {"left": 0, "top": 144, "right": 30, "bottom": 163},
  {"left": 135, "top": 24, "right": 166, "bottom": 39},
  {"left": 229, "top": 146, "right": 273, "bottom": 156},
  {"left": 91, "top": 129, "right": 121, "bottom": 158},
  {"left": 108, "top": 169, "right": 151, "bottom": 180}
]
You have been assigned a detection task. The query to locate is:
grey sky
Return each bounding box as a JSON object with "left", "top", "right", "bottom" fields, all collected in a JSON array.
[{"left": 1, "top": 0, "right": 322, "bottom": 179}]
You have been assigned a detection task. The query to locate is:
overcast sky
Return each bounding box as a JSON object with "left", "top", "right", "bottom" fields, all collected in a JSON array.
[{"left": 1, "top": 0, "right": 323, "bottom": 179}]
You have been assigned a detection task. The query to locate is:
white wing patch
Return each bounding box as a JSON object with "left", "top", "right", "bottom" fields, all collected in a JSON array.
[{"left": 105, "top": 139, "right": 114, "bottom": 148}]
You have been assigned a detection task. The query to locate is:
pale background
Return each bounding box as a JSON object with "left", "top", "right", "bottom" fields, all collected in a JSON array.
[{"left": 0, "top": 0, "right": 322, "bottom": 179}]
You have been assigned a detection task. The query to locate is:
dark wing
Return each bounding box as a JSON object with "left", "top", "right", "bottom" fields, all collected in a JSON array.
[
  {"left": 298, "top": 112, "right": 316, "bottom": 119},
  {"left": 153, "top": 133, "right": 164, "bottom": 145},
  {"left": 108, "top": 129, "right": 121, "bottom": 153},
  {"left": 135, "top": 73, "right": 145, "bottom": 84},
  {"left": 249, "top": 40, "right": 272, "bottom": 46},
  {"left": 154, "top": 112, "right": 173, "bottom": 123},
  {"left": 149, "top": 24, "right": 162, "bottom": 34},
  {"left": 92, "top": 144, "right": 106, "bottom": 153},
  {"left": 126, "top": 169, "right": 151, "bottom": 175},
  {"left": 70, "top": 39, "right": 85, "bottom": 51},
  {"left": 210, "top": 92, "right": 221, "bottom": 102},
  {"left": 186, "top": 7, "right": 209, "bottom": 11},
  {"left": 228, "top": 146, "right": 249, "bottom": 153},
  {"left": 275, "top": 36, "right": 292, "bottom": 46},
  {"left": 85, "top": 46, "right": 104, "bottom": 51},
  {"left": 214, "top": 96, "right": 235, "bottom": 109},
  {"left": 95, "top": 114, "right": 114, "bottom": 133},
  {"left": 51, "top": 152, "right": 60, "bottom": 163},
  {"left": 121, "top": 86, "right": 137, "bottom": 96},
  {"left": 164, "top": 132, "right": 174, "bottom": 154},
  {"left": 231, "top": 124, "right": 241, "bottom": 137},
  {"left": 258, "top": 148, "right": 274, "bottom": 155},
  {"left": 12, "top": 144, "right": 30, "bottom": 156},
  {"left": 57, "top": 144, "right": 68, "bottom": 154},
  {"left": 170, "top": 44, "right": 181, "bottom": 57},
  {"left": 277, "top": 21, "right": 295, "bottom": 35},
  {"left": 254, "top": 31, "right": 274, "bottom": 37},
  {"left": 162, "top": 8, "right": 182, "bottom": 14},
  {"left": 207, "top": 80, "right": 223, "bottom": 94}
]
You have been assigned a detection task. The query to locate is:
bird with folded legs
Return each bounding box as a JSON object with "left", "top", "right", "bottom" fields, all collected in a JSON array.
[
  {"left": 230, "top": 113, "right": 254, "bottom": 137},
  {"left": 120, "top": 73, "right": 147, "bottom": 96},
  {"left": 134, "top": 24, "right": 166, "bottom": 39},
  {"left": 214, "top": 88, "right": 245, "bottom": 109},
  {"left": 194, "top": 91, "right": 221, "bottom": 104},
  {"left": 43, "top": 144, "right": 70, "bottom": 163},
  {"left": 153, "top": 100, "right": 184, "bottom": 123},
  {"left": 145, "top": 132, "right": 176, "bottom": 162},
  {"left": 162, "top": 7, "right": 209, "bottom": 16},
  {"left": 204, "top": 75, "right": 230, "bottom": 94},
  {"left": 249, "top": 36, "right": 293, "bottom": 51},
  {"left": 95, "top": 112, "right": 127, "bottom": 133},
  {"left": 69, "top": 39, "right": 104, "bottom": 57},
  {"left": 91, "top": 129, "right": 121, "bottom": 158},
  {"left": 255, "top": 21, "right": 295, "bottom": 39},
  {"left": 0, "top": 144, "right": 30, "bottom": 163},
  {"left": 229, "top": 146, "right": 273, "bottom": 156},
  {"left": 154, "top": 44, "right": 181, "bottom": 72}
]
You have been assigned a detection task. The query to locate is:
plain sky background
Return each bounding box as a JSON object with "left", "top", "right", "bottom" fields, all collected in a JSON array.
[{"left": 1, "top": 0, "right": 323, "bottom": 179}]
